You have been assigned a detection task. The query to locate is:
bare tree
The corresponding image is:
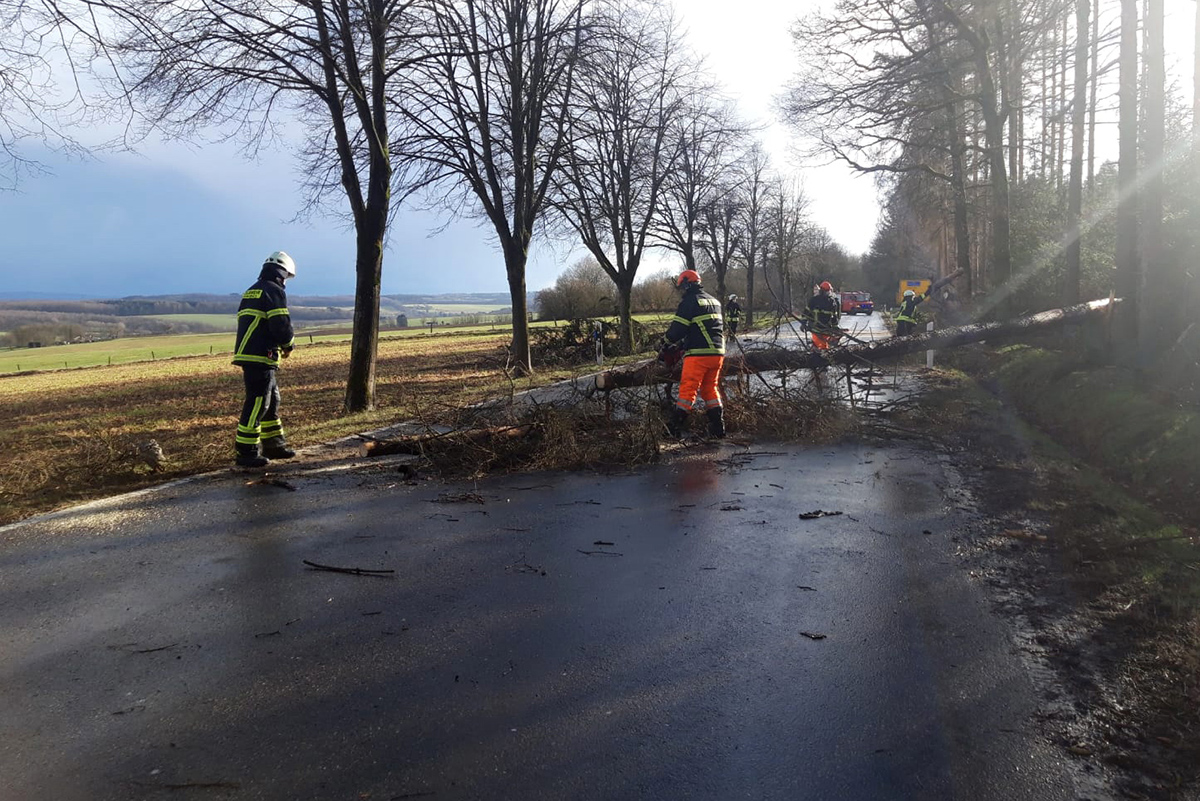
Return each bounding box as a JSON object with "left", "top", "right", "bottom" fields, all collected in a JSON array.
[
  {"left": 1064, "top": 0, "right": 1089, "bottom": 306},
  {"left": 396, "top": 0, "right": 586, "bottom": 375},
  {"left": 1137, "top": 0, "right": 1164, "bottom": 361},
  {"left": 654, "top": 98, "right": 744, "bottom": 276},
  {"left": 733, "top": 142, "right": 772, "bottom": 329},
  {"left": 552, "top": 0, "right": 689, "bottom": 352},
  {"left": 1114, "top": 0, "right": 1139, "bottom": 354},
  {"left": 762, "top": 177, "right": 809, "bottom": 313},
  {"left": 0, "top": 0, "right": 101, "bottom": 188},
  {"left": 96, "top": 0, "right": 426, "bottom": 412},
  {"left": 696, "top": 174, "right": 744, "bottom": 305}
]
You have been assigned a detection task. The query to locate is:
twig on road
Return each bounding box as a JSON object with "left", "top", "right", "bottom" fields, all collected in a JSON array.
[{"left": 302, "top": 559, "right": 395, "bottom": 577}]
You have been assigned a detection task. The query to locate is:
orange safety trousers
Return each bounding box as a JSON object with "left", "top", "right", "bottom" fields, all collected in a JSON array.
[{"left": 676, "top": 355, "right": 725, "bottom": 411}]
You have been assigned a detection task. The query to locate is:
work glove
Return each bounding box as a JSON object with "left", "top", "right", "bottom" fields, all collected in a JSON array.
[
  {"left": 657, "top": 343, "right": 683, "bottom": 368},
  {"left": 281, "top": 345, "right": 294, "bottom": 359}
]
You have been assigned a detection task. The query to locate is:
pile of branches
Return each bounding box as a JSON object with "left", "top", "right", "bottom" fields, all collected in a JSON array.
[
  {"left": 364, "top": 363, "right": 850, "bottom": 478},
  {"left": 530, "top": 318, "right": 654, "bottom": 366},
  {"left": 365, "top": 403, "right": 662, "bottom": 477}
]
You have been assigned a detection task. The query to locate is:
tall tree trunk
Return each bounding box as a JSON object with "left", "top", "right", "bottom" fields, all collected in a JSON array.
[
  {"left": 1138, "top": 0, "right": 1165, "bottom": 362},
  {"left": 745, "top": 244, "right": 757, "bottom": 330},
  {"left": 944, "top": 76, "right": 974, "bottom": 301},
  {"left": 1115, "top": 0, "right": 1140, "bottom": 357},
  {"left": 1057, "top": 13, "right": 1069, "bottom": 193},
  {"left": 1065, "top": 0, "right": 1089, "bottom": 306},
  {"left": 345, "top": 225, "right": 384, "bottom": 412},
  {"left": 504, "top": 242, "right": 533, "bottom": 375},
  {"left": 1088, "top": 0, "right": 1100, "bottom": 191},
  {"left": 615, "top": 276, "right": 635, "bottom": 355}
]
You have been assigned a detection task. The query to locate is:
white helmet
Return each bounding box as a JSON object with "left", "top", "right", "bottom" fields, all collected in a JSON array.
[
  {"left": 903, "top": 289, "right": 915, "bottom": 298},
  {"left": 264, "top": 251, "right": 296, "bottom": 278},
  {"left": 728, "top": 294, "right": 738, "bottom": 302}
]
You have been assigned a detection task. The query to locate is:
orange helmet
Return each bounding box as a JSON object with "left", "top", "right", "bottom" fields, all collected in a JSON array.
[
  {"left": 819, "top": 281, "right": 833, "bottom": 291},
  {"left": 676, "top": 269, "right": 701, "bottom": 287}
]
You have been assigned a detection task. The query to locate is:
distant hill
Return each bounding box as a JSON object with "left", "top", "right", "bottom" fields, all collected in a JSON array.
[{"left": 0, "top": 292, "right": 530, "bottom": 317}]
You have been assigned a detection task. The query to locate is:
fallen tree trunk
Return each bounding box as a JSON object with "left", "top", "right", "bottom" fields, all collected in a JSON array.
[
  {"left": 363, "top": 424, "right": 537, "bottom": 457},
  {"left": 594, "top": 297, "right": 1119, "bottom": 392}
]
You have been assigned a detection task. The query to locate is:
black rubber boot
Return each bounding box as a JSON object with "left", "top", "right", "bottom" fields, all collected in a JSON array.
[
  {"left": 261, "top": 437, "right": 296, "bottom": 459},
  {"left": 706, "top": 407, "right": 726, "bottom": 438},
  {"left": 235, "top": 445, "right": 270, "bottom": 469},
  {"left": 666, "top": 407, "right": 689, "bottom": 439}
]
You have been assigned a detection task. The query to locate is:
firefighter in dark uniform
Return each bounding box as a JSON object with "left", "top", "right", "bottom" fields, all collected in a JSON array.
[
  {"left": 895, "top": 288, "right": 927, "bottom": 337},
  {"left": 659, "top": 269, "right": 726, "bottom": 438},
  {"left": 804, "top": 281, "right": 841, "bottom": 350},
  {"left": 726, "top": 294, "right": 743, "bottom": 336},
  {"left": 232, "top": 251, "right": 297, "bottom": 468}
]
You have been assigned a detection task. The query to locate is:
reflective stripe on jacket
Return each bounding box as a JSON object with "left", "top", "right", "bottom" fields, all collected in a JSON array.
[
  {"left": 233, "top": 269, "right": 294, "bottom": 369},
  {"left": 664, "top": 285, "right": 725, "bottom": 356},
  {"left": 805, "top": 292, "right": 840, "bottom": 333},
  {"left": 895, "top": 293, "right": 926, "bottom": 324}
]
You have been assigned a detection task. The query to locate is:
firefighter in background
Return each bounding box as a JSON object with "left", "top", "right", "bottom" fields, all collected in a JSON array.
[
  {"left": 804, "top": 281, "right": 841, "bottom": 350},
  {"left": 726, "top": 294, "right": 743, "bottom": 336},
  {"left": 659, "top": 269, "right": 726, "bottom": 438},
  {"left": 232, "top": 251, "right": 297, "bottom": 468},
  {"left": 895, "top": 288, "right": 928, "bottom": 336}
]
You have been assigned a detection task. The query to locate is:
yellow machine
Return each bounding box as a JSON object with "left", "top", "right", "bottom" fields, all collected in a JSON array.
[{"left": 897, "top": 279, "right": 932, "bottom": 305}]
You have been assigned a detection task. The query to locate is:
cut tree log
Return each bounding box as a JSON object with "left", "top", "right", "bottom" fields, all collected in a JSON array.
[
  {"left": 363, "top": 424, "right": 537, "bottom": 457},
  {"left": 594, "top": 297, "right": 1119, "bottom": 392}
]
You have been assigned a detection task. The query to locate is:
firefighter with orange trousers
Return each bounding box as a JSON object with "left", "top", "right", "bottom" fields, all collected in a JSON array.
[
  {"left": 659, "top": 269, "right": 726, "bottom": 438},
  {"left": 804, "top": 281, "right": 841, "bottom": 350}
]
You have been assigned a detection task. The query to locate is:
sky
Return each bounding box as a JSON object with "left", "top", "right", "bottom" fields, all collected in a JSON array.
[{"left": 0, "top": 0, "right": 1193, "bottom": 300}]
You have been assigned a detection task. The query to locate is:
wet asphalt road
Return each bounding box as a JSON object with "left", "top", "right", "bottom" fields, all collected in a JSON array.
[{"left": 0, "top": 439, "right": 1079, "bottom": 800}]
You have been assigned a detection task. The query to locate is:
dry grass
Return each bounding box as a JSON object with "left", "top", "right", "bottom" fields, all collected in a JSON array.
[{"left": 0, "top": 334, "right": 584, "bottom": 526}]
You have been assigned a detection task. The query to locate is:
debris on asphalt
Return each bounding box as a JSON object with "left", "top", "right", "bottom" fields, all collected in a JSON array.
[
  {"left": 507, "top": 561, "right": 546, "bottom": 575},
  {"left": 796, "top": 585, "right": 817, "bottom": 591},
  {"left": 799, "top": 510, "right": 843, "bottom": 519},
  {"left": 593, "top": 540, "right": 615, "bottom": 546},
  {"left": 246, "top": 477, "right": 297, "bottom": 491},
  {"left": 799, "top": 631, "right": 827, "bottom": 640},
  {"left": 432, "top": 491, "right": 486, "bottom": 504},
  {"left": 302, "top": 559, "right": 395, "bottom": 577},
  {"left": 719, "top": 504, "right": 743, "bottom": 511},
  {"left": 576, "top": 549, "right": 623, "bottom": 557}
]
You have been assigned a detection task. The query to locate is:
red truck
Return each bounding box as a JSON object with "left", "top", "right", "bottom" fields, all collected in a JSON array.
[{"left": 840, "top": 291, "right": 874, "bottom": 315}]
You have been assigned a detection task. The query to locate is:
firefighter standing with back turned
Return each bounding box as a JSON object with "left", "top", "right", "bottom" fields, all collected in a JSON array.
[
  {"left": 659, "top": 270, "right": 726, "bottom": 439},
  {"left": 804, "top": 281, "right": 841, "bottom": 350},
  {"left": 232, "top": 251, "right": 298, "bottom": 468}
]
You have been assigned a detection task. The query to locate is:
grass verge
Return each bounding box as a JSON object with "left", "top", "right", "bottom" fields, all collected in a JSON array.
[{"left": 912, "top": 349, "right": 1200, "bottom": 800}]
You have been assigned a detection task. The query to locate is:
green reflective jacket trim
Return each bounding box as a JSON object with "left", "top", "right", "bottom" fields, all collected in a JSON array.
[
  {"left": 685, "top": 347, "right": 724, "bottom": 356},
  {"left": 266, "top": 307, "right": 289, "bottom": 318},
  {"left": 233, "top": 354, "right": 280, "bottom": 367}
]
